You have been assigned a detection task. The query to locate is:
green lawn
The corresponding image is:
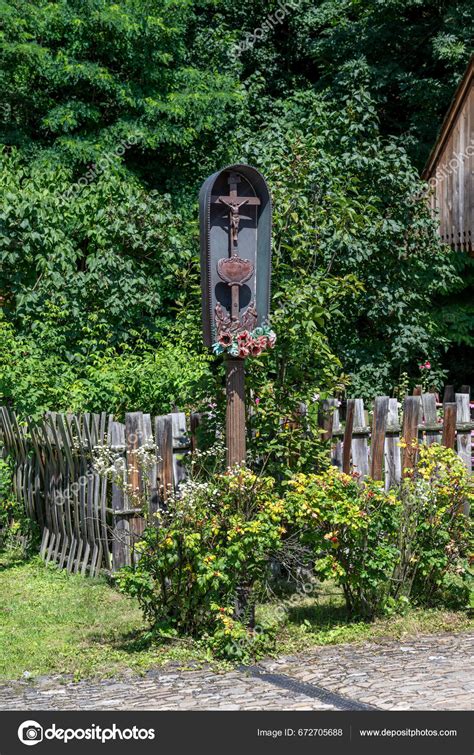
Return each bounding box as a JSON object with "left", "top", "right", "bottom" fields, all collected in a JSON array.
[
  {"left": 0, "top": 554, "right": 209, "bottom": 681},
  {"left": 1, "top": 553, "right": 472, "bottom": 681}
]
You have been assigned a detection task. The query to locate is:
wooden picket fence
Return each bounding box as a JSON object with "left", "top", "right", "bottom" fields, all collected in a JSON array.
[
  {"left": 0, "top": 408, "right": 197, "bottom": 575},
  {"left": 0, "top": 391, "right": 471, "bottom": 576},
  {"left": 318, "top": 393, "right": 472, "bottom": 493}
]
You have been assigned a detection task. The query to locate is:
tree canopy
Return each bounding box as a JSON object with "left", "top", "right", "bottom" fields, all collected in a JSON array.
[{"left": 0, "top": 0, "right": 472, "bottom": 415}]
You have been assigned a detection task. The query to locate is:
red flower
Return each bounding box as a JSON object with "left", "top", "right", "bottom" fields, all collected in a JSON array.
[
  {"left": 219, "top": 332, "right": 233, "bottom": 347},
  {"left": 250, "top": 341, "right": 262, "bottom": 357},
  {"left": 237, "top": 330, "right": 250, "bottom": 343},
  {"left": 238, "top": 346, "right": 250, "bottom": 358},
  {"left": 257, "top": 335, "right": 268, "bottom": 350}
]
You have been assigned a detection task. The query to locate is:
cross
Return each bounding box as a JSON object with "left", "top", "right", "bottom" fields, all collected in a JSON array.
[
  {"left": 211, "top": 171, "right": 261, "bottom": 324},
  {"left": 211, "top": 171, "right": 261, "bottom": 256}
]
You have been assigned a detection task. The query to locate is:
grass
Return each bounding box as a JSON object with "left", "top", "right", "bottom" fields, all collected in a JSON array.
[
  {"left": 0, "top": 552, "right": 210, "bottom": 681},
  {"left": 1, "top": 552, "right": 472, "bottom": 681},
  {"left": 260, "top": 590, "right": 473, "bottom": 656}
]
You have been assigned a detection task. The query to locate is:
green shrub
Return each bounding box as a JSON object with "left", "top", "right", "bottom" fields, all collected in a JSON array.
[
  {"left": 116, "top": 444, "right": 472, "bottom": 659},
  {"left": 285, "top": 467, "right": 401, "bottom": 617},
  {"left": 395, "top": 443, "right": 473, "bottom": 608},
  {"left": 0, "top": 456, "right": 35, "bottom": 553},
  {"left": 283, "top": 445, "right": 473, "bottom": 617},
  {"left": 116, "top": 466, "right": 299, "bottom": 661}
]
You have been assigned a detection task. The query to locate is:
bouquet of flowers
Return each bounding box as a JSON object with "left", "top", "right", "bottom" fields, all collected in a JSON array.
[{"left": 212, "top": 325, "right": 276, "bottom": 358}]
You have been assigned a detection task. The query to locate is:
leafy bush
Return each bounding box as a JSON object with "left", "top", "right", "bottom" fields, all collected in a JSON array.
[
  {"left": 0, "top": 456, "right": 35, "bottom": 552},
  {"left": 116, "top": 466, "right": 299, "bottom": 661},
  {"left": 116, "top": 443, "right": 471, "bottom": 659},
  {"left": 284, "top": 446, "right": 472, "bottom": 617},
  {"left": 285, "top": 467, "right": 401, "bottom": 617},
  {"left": 395, "top": 444, "right": 473, "bottom": 609}
]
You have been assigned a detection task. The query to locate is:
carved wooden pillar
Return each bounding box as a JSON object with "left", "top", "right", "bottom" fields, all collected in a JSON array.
[{"left": 226, "top": 357, "right": 246, "bottom": 467}]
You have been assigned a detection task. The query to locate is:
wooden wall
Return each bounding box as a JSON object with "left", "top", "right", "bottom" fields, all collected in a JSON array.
[{"left": 426, "top": 67, "right": 474, "bottom": 253}]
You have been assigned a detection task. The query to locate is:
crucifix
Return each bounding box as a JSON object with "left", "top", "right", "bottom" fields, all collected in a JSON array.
[
  {"left": 211, "top": 172, "right": 261, "bottom": 327},
  {"left": 200, "top": 165, "right": 272, "bottom": 468}
]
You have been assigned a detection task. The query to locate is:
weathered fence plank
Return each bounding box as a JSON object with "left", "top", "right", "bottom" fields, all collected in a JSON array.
[
  {"left": 351, "top": 399, "right": 369, "bottom": 480},
  {"left": 154, "top": 415, "right": 174, "bottom": 513},
  {"left": 385, "top": 398, "right": 401, "bottom": 490},
  {"left": 402, "top": 396, "right": 420, "bottom": 476},
  {"left": 342, "top": 399, "right": 355, "bottom": 474},
  {"left": 422, "top": 393, "right": 441, "bottom": 445},
  {"left": 370, "top": 396, "right": 389, "bottom": 481},
  {"left": 442, "top": 402, "right": 457, "bottom": 449},
  {"left": 456, "top": 393, "right": 472, "bottom": 473}
]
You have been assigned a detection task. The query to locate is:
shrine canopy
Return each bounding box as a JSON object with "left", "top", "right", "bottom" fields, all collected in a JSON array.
[{"left": 199, "top": 164, "right": 272, "bottom": 348}]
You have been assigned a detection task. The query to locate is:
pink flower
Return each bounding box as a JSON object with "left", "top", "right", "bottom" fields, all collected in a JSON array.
[
  {"left": 237, "top": 330, "right": 250, "bottom": 344},
  {"left": 268, "top": 334, "right": 276, "bottom": 348},
  {"left": 219, "top": 332, "right": 233, "bottom": 347},
  {"left": 250, "top": 342, "right": 262, "bottom": 357},
  {"left": 257, "top": 335, "right": 268, "bottom": 350},
  {"left": 238, "top": 346, "right": 250, "bottom": 358},
  {"left": 420, "top": 360, "right": 431, "bottom": 370},
  {"left": 255, "top": 397, "right": 260, "bottom": 405}
]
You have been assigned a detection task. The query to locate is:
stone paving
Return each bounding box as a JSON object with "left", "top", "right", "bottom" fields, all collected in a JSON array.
[{"left": 0, "top": 633, "right": 472, "bottom": 711}]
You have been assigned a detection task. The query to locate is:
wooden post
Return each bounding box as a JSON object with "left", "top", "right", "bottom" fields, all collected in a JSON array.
[
  {"left": 351, "top": 399, "right": 369, "bottom": 481},
  {"left": 226, "top": 357, "right": 246, "bottom": 467},
  {"left": 125, "top": 412, "right": 146, "bottom": 552},
  {"left": 319, "top": 398, "right": 335, "bottom": 442},
  {"left": 385, "top": 398, "right": 401, "bottom": 490},
  {"left": 370, "top": 396, "right": 389, "bottom": 480},
  {"left": 442, "top": 403, "right": 457, "bottom": 449},
  {"left": 422, "top": 392, "right": 441, "bottom": 445},
  {"left": 109, "top": 420, "right": 129, "bottom": 570},
  {"left": 190, "top": 412, "right": 201, "bottom": 453},
  {"left": 154, "top": 414, "right": 174, "bottom": 512},
  {"left": 456, "top": 393, "right": 471, "bottom": 516},
  {"left": 402, "top": 396, "right": 420, "bottom": 476},
  {"left": 342, "top": 398, "right": 355, "bottom": 474}
]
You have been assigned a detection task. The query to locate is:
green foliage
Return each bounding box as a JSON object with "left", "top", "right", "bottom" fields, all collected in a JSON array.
[
  {"left": 285, "top": 468, "right": 402, "bottom": 617},
  {"left": 0, "top": 455, "right": 35, "bottom": 551},
  {"left": 396, "top": 443, "right": 473, "bottom": 608},
  {"left": 0, "top": 0, "right": 470, "bottom": 409},
  {"left": 241, "top": 80, "right": 455, "bottom": 396},
  {"left": 283, "top": 446, "right": 472, "bottom": 617},
  {"left": 116, "top": 466, "right": 297, "bottom": 661},
  {"left": 0, "top": 309, "right": 213, "bottom": 416}
]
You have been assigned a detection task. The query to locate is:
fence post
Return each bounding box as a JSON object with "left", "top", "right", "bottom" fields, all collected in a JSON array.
[
  {"left": 422, "top": 392, "right": 441, "bottom": 445},
  {"left": 456, "top": 393, "right": 472, "bottom": 516},
  {"left": 109, "top": 420, "right": 129, "bottom": 570},
  {"left": 154, "top": 414, "right": 174, "bottom": 513},
  {"left": 442, "top": 403, "right": 457, "bottom": 449},
  {"left": 351, "top": 399, "right": 369, "bottom": 480},
  {"left": 124, "top": 412, "right": 146, "bottom": 557},
  {"left": 385, "top": 398, "right": 401, "bottom": 490},
  {"left": 402, "top": 396, "right": 420, "bottom": 476},
  {"left": 370, "top": 396, "right": 389, "bottom": 480},
  {"left": 342, "top": 399, "right": 355, "bottom": 474}
]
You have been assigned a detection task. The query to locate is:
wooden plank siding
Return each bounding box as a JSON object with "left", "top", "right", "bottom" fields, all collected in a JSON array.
[{"left": 423, "top": 57, "right": 474, "bottom": 254}]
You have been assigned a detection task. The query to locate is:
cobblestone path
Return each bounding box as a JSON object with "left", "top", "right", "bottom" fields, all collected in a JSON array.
[{"left": 0, "top": 633, "right": 472, "bottom": 711}]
